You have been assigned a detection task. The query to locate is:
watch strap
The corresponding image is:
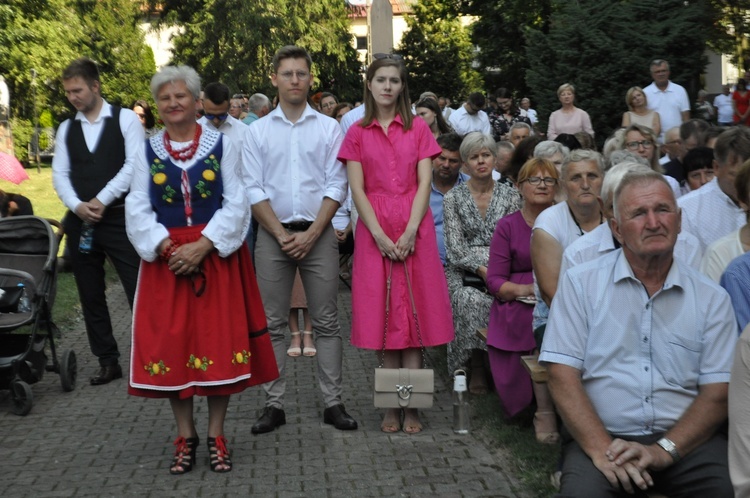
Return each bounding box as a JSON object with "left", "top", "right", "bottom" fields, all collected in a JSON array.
[{"left": 656, "top": 437, "right": 681, "bottom": 462}]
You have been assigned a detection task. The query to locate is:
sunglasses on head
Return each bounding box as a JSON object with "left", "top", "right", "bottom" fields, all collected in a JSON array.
[{"left": 373, "top": 53, "right": 403, "bottom": 61}]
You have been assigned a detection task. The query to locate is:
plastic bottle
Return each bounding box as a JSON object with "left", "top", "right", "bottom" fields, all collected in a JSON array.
[
  {"left": 17, "top": 283, "right": 31, "bottom": 313},
  {"left": 452, "top": 369, "right": 470, "bottom": 434},
  {"left": 79, "top": 222, "right": 94, "bottom": 254}
]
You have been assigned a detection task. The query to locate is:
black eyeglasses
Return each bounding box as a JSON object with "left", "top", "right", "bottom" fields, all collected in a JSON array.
[
  {"left": 523, "top": 177, "right": 558, "bottom": 186},
  {"left": 373, "top": 53, "right": 403, "bottom": 61},
  {"left": 625, "top": 140, "right": 654, "bottom": 150},
  {"left": 204, "top": 112, "right": 229, "bottom": 121}
]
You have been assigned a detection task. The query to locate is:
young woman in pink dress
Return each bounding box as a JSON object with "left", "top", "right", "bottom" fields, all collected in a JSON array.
[{"left": 338, "top": 56, "right": 454, "bottom": 434}]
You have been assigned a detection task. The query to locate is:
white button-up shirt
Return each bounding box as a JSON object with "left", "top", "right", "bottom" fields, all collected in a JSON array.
[
  {"left": 52, "top": 100, "right": 144, "bottom": 211},
  {"left": 678, "top": 177, "right": 745, "bottom": 254},
  {"left": 448, "top": 105, "right": 491, "bottom": 136},
  {"left": 243, "top": 104, "right": 347, "bottom": 222},
  {"left": 541, "top": 249, "right": 736, "bottom": 435}
]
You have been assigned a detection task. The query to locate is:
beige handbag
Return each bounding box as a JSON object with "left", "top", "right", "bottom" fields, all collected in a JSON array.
[{"left": 373, "top": 261, "right": 434, "bottom": 409}]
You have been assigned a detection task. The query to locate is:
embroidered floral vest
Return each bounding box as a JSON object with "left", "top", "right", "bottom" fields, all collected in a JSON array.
[{"left": 147, "top": 130, "right": 224, "bottom": 228}]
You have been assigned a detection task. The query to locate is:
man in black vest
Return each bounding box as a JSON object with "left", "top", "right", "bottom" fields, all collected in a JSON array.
[{"left": 52, "top": 58, "right": 143, "bottom": 385}]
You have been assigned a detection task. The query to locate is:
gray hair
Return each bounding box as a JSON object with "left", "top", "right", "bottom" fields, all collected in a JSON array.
[
  {"left": 151, "top": 65, "right": 201, "bottom": 100},
  {"left": 607, "top": 150, "right": 649, "bottom": 171},
  {"left": 496, "top": 140, "right": 515, "bottom": 155},
  {"left": 650, "top": 59, "right": 670, "bottom": 71},
  {"left": 613, "top": 169, "right": 674, "bottom": 223},
  {"left": 602, "top": 129, "right": 626, "bottom": 161},
  {"left": 248, "top": 93, "right": 270, "bottom": 113},
  {"left": 459, "top": 132, "right": 496, "bottom": 163},
  {"left": 534, "top": 140, "right": 569, "bottom": 160},
  {"left": 509, "top": 121, "right": 531, "bottom": 134},
  {"left": 601, "top": 161, "right": 651, "bottom": 207},
  {"left": 561, "top": 149, "right": 604, "bottom": 178}
]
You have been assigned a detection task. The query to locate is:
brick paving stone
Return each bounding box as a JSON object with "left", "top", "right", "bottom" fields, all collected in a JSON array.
[{"left": 0, "top": 282, "right": 528, "bottom": 498}]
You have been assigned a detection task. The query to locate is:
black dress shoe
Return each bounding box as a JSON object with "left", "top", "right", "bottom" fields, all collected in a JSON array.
[
  {"left": 323, "top": 404, "right": 358, "bottom": 430},
  {"left": 90, "top": 364, "right": 123, "bottom": 385},
  {"left": 251, "top": 406, "right": 286, "bottom": 434}
]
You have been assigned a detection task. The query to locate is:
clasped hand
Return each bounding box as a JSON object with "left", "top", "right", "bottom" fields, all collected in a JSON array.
[
  {"left": 594, "top": 438, "right": 672, "bottom": 494},
  {"left": 375, "top": 229, "right": 416, "bottom": 261},
  {"left": 75, "top": 198, "right": 105, "bottom": 224},
  {"left": 279, "top": 230, "right": 317, "bottom": 261},
  {"left": 167, "top": 240, "right": 210, "bottom": 276}
]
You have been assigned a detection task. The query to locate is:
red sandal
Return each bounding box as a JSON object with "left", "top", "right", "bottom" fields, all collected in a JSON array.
[
  {"left": 170, "top": 436, "right": 198, "bottom": 475},
  {"left": 208, "top": 435, "right": 232, "bottom": 473}
]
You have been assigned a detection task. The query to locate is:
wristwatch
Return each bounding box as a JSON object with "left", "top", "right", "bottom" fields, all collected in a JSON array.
[{"left": 656, "top": 437, "right": 681, "bottom": 462}]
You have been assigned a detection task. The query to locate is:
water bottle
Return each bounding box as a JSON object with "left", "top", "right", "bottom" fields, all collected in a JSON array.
[
  {"left": 79, "top": 222, "right": 94, "bottom": 254},
  {"left": 453, "top": 369, "right": 470, "bottom": 434},
  {"left": 17, "top": 283, "right": 31, "bottom": 313}
]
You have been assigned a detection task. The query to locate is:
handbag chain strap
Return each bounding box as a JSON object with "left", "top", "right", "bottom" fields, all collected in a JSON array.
[{"left": 378, "top": 260, "right": 427, "bottom": 368}]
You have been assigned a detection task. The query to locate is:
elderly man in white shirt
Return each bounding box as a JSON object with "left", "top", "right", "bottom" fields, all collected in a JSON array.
[
  {"left": 678, "top": 126, "right": 750, "bottom": 254},
  {"left": 448, "top": 92, "right": 491, "bottom": 136},
  {"left": 541, "top": 169, "right": 735, "bottom": 497},
  {"left": 644, "top": 59, "right": 690, "bottom": 144},
  {"left": 243, "top": 45, "right": 357, "bottom": 435}
]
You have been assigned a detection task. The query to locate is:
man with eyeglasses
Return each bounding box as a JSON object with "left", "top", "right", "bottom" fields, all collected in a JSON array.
[
  {"left": 644, "top": 59, "right": 690, "bottom": 144},
  {"left": 244, "top": 45, "right": 356, "bottom": 434},
  {"left": 448, "top": 92, "right": 491, "bottom": 137},
  {"left": 678, "top": 126, "right": 750, "bottom": 253},
  {"left": 228, "top": 96, "right": 244, "bottom": 120}
]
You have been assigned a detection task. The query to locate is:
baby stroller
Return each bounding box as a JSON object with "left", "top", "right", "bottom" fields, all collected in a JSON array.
[{"left": 0, "top": 216, "right": 76, "bottom": 415}]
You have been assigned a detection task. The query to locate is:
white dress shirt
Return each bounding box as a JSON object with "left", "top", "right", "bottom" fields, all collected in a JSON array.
[
  {"left": 714, "top": 93, "right": 734, "bottom": 124},
  {"left": 52, "top": 100, "right": 144, "bottom": 211},
  {"left": 448, "top": 105, "right": 492, "bottom": 136},
  {"left": 125, "top": 129, "right": 248, "bottom": 261},
  {"left": 560, "top": 221, "right": 702, "bottom": 278},
  {"left": 243, "top": 104, "right": 347, "bottom": 222},
  {"left": 340, "top": 104, "right": 366, "bottom": 135},
  {"left": 678, "top": 177, "right": 745, "bottom": 254}
]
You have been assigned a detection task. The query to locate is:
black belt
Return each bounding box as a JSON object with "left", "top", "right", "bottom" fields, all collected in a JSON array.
[{"left": 281, "top": 221, "right": 313, "bottom": 231}]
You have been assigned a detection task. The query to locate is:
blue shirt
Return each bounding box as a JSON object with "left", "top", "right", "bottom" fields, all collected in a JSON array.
[
  {"left": 540, "top": 249, "right": 736, "bottom": 435},
  {"left": 430, "top": 172, "right": 468, "bottom": 265},
  {"left": 720, "top": 250, "right": 750, "bottom": 333}
]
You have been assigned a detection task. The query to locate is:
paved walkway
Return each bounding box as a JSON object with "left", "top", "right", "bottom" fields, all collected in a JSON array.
[{"left": 0, "top": 282, "right": 525, "bottom": 497}]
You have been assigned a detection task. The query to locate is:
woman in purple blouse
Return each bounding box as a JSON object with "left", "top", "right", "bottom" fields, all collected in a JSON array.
[{"left": 486, "top": 158, "right": 559, "bottom": 444}]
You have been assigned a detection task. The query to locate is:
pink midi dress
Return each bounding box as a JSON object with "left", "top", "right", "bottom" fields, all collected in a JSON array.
[{"left": 338, "top": 115, "right": 455, "bottom": 350}]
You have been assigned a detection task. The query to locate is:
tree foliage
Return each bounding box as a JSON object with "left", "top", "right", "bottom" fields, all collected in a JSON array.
[
  {"left": 467, "top": 0, "right": 551, "bottom": 97},
  {"left": 0, "top": 0, "right": 155, "bottom": 159},
  {"left": 526, "top": 0, "right": 714, "bottom": 145},
  {"left": 397, "top": 0, "right": 482, "bottom": 102},
  {"left": 709, "top": 0, "right": 750, "bottom": 71},
  {"left": 157, "top": 0, "right": 363, "bottom": 102}
]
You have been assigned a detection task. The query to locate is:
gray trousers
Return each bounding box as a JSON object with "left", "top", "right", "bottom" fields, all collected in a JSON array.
[
  {"left": 557, "top": 430, "right": 732, "bottom": 498},
  {"left": 254, "top": 225, "right": 343, "bottom": 408}
]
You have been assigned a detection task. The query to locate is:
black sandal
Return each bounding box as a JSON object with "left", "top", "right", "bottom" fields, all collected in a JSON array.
[
  {"left": 170, "top": 436, "right": 199, "bottom": 475},
  {"left": 208, "top": 435, "right": 232, "bottom": 473}
]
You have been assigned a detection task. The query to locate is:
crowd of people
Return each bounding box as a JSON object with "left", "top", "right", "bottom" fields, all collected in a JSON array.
[{"left": 42, "top": 48, "right": 750, "bottom": 496}]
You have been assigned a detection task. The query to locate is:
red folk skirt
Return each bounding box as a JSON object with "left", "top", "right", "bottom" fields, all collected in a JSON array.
[{"left": 128, "top": 225, "right": 278, "bottom": 399}]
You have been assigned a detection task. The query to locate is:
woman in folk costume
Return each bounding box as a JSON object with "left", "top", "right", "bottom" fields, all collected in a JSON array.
[{"left": 125, "top": 65, "right": 277, "bottom": 474}]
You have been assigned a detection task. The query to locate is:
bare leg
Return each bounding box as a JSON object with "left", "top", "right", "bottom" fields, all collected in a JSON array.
[
  {"left": 301, "top": 309, "right": 315, "bottom": 351},
  {"left": 168, "top": 397, "right": 197, "bottom": 474},
  {"left": 287, "top": 309, "right": 301, "bottom": 356},
  {"left": 207, "top": 395, "right": 231, "bottom": 472},
  {"left": 401, "top": 348, "right": 423, "bottom": 434},
  {"left": 379, "top": 350, "right": 402, "bottom": 432},
  {"left": 532, "top": 381, "right": 559, "bottom": 444}
]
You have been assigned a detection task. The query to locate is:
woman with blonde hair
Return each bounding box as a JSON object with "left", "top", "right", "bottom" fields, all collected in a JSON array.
[
  {"left": 618, "top": 123, "right": 681, "bottom": 198},
  {"left": 621, "top": 86, "right": 661, "bottom": 139},
  {"left": 547, "top": 83, "right": 594, "bottom": 140}
]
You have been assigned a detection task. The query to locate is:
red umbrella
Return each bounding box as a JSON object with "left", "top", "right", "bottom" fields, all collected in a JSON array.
[{"left": 0, "top": 151, "right": 30, "bottom": 185}]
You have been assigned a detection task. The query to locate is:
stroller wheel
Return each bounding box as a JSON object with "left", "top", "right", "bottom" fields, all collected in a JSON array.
[
  {"left": 60, "top": 349, "right": 77, "bottom": 392},
  {"left": 11, "top": 380, "right": 33, "bottom": 416}
]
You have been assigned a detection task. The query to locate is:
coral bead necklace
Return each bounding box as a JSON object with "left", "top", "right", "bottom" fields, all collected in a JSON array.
[{"left": 163, "top": 124, "right": 202, "bottom": 161}]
